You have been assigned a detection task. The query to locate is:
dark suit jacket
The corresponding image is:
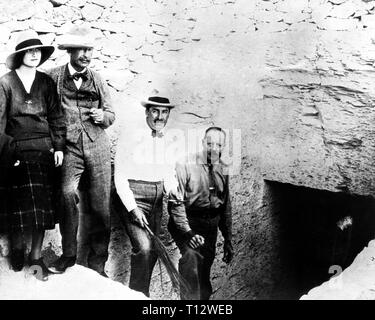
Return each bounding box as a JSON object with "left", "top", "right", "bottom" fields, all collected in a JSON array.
[{"left": 46, "top": 64, "right": 115, "bottom": 144}]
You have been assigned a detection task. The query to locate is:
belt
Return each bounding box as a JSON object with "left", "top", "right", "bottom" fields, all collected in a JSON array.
[
  {"left": 15, "top": 136, "right": 53, "bottom": 152},
  {"left": 128, "top": 179, "right": 163, "bottom": 186},
  {"left": 187, "top": 207, "right": 222, "bottom": 219}
]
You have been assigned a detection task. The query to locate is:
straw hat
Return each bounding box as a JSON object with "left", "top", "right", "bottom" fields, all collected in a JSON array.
[
  {"left": 6, "top": 30, "right": 55, "bottom": 70},
  {"left": 58, "top": 25, "right": 96, "bottom": 50},
  {"left": 141, "top": 96, "right": 175, "bottom": 108}
]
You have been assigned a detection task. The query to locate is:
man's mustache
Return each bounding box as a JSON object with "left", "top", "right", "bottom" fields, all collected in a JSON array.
[{"left": 207, "top": 150, "right": 221, "bottom": 157}]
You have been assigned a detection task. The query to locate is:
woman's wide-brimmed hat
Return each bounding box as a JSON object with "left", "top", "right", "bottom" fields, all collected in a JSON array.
[
  {"left": 141, "top": 96, "right": 175, "bottom": 108},
  {"left": 6, "top": 30, "right": 55, "bottom": 70},
  {"left": 58, "top": 25, "right": 96, "bottom": 50}
]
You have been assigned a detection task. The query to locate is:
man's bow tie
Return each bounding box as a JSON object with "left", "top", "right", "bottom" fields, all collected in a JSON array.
[
  {"left": 151, "top": 130, "right": 164, "bottom": 138},
  {"left": 70, "top": 71, "right": 88, "bottom": 81}
]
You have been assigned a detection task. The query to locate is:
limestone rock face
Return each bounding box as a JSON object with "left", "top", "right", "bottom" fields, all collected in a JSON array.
[
  {"left": 100, "top": 69, "right": 134, "bottom": 91},
  {"left": 0, "top": 1, "right": 36, "bottom": 21},
  {"left": 51, "top": 5, "right": 82, "bottom": 23},
  {"left": 90, "top": 0, "right": 114, "bottom": 8},
  {"left": 49, "top": 0, "right": 69, "bottom": 6},
  {"left": 30, "top": 18, "right": 57, "bottom": 33},
  {"left": 81, "top": 3, "right": 104, "bottom": 21},
  {"left": 0, "top": 26, "right": 11, "bottom": 44},
  {"left": 260, "top": 25, "right": 375, "bottom": 197}
]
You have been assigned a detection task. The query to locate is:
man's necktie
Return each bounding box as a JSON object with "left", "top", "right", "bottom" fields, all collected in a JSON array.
[
  {"left": 70, "top": 71, "right": 88, "bottom": 81},
  {"left": 151, "top": 130, "right": 164, "bottom": 138},
  {"left": 208, "top": 164, "right": 217, "bottom": 207}
]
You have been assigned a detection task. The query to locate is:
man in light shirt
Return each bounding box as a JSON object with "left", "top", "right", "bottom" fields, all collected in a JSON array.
[
  {"left": 168, "top": 127, "right": 233, "bottom": 300},
  {"left": 47, "top": 26, "right": 115, "bottom": 275},
  {"left": 114, "top": 95, "right": 191, "bottom": 297}
]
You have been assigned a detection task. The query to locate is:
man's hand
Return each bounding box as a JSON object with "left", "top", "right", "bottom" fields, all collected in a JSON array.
[
  {"left": 90, "top": 108, "right": 104, "bottom": 124},
  {"left": 54, "top": 151, "right": 64, "bottom": 167},
  {"left": 188, "top": 234, "right": 205, "bottom": 249},
  {"left": 223, "top": 240, "right": 234, "bottom": 264},
  {"left": 130, "top": 207, "right": 149, "bottom": 228}
]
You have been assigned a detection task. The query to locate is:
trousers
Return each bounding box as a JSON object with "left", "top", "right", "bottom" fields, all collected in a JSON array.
[
  {"left": 59, "top": 132, "right": 111, "bottom": 274},
  {"left": 122, "top": 180, "right": 164, "bottom": 297},
  {"left": 168, "top": 212, "right": 220, "bottom": 300}
]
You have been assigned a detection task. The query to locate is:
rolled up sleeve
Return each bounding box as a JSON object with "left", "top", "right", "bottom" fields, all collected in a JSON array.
[
  {"left": 114, "top": 134, "right": 137, "bottom": 212},
  {"left": 168, "top": 161, "right": 193, "bottom": 238}
]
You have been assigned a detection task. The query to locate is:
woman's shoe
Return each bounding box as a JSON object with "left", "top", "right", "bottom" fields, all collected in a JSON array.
[
  {"left": 28, "top": 255, "right": 50, "bottom": 281},
  {"left": 10, "top": 249, "right": 24, "bottom": 272}
]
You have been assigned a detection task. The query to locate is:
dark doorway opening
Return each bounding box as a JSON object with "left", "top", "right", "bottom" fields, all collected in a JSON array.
[{"left": 266, "top": 180, "right": 375, "bottom": 299}]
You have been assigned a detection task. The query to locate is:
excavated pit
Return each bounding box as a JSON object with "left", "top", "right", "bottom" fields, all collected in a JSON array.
[{"left": 264, "top": 180, "right": 375, "bottom": 300}]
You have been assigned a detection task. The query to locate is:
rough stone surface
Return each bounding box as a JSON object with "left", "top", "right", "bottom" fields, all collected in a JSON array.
[
  {"left": 30, "top": 18, "right": 57, "bottom": 33},
  {"left": 0, "top": 26, "right": 11, "bottom": 44},
  {"left": 260, "top": 27, "right": 375, "bottom": 197},
  {"left": 50, "top": 0, "right": 69, "bottom": 6},
  {"left": 81, "top": 3, "right": 103, "bottom": 21}
]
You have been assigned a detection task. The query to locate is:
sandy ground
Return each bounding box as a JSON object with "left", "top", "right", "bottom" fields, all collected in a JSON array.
[{"left": 0, "top": 257, "right": 147, "bottom": 300}]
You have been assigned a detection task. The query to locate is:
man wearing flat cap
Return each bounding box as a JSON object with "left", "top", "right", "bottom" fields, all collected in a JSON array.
[
  {"left": 47, "top": 25, "right": 115, "bottom": 275},
  {"left": 114, "top": 93, "right": 189, "bottom": 297}
]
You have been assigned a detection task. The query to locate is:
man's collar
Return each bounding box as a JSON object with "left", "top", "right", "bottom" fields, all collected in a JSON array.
[
  {"left": 68, "top": 63, "right": 87, "bottom": 75},
  {"left": 196, "top": 151, "right": 223, "bottom": 166},
  {"left": 146, "top": 122, "right": 167, "bottom": 138},
  {"left": 151, "top": 127, "right": 166, "bottom": 138},
  {"left": 196, "top": 152, "right": 208, "bottom": 165}
]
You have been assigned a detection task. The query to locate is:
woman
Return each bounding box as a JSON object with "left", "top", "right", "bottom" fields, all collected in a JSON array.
[{"left": 0, "top": 30, "right": 66, "bottom": 281}]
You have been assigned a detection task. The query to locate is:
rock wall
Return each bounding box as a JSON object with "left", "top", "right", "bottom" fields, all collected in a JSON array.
[{"left": 1, "top": 0, "right": 375, "bottom": 299}]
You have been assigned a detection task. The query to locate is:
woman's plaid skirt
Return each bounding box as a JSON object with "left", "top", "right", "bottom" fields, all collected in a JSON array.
[{"left": 4, "top": 159, "right": 57, "bottom": 233}]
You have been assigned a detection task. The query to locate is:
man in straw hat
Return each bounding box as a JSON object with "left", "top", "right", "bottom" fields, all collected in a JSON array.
[
  {"left": 114, "top": 93, "right": 190, "bottom": 296},
  {"left": 47, "top": 25, "right": 115, "bottom": 276}
]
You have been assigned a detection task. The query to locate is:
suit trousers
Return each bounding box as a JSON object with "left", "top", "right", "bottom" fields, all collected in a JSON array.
[
  {"left": 59, "top": 132, "right": 111, "bottom": 274},
  {"left": 122, "top": 180, "right": 164, "bottom": 297},
  {"left": 168, "top": 213, "right": 220, "bottom": 300}
]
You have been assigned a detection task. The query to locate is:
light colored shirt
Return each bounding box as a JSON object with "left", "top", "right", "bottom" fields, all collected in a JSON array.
[
  {"left": 114, "top": 121, "right": 185, "bottom": 212},
  {"left": 174, "top": 152, "right": 232, "bottom": 241},
  {"left": 176, "top": 152, "right": 230, "bottom": 211},
  {"left": 67, "top": 63, "right": 86, "bottom": 89}
]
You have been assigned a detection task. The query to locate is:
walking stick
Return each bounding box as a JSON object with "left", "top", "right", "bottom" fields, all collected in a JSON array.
[{"left": 143, "top": 223, "right": 191, "bottom": 296}]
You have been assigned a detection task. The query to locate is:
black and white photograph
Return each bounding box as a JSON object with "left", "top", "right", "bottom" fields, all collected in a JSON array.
[{"left": 0, "top": 0, "right": 375, "bottom": 313}]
